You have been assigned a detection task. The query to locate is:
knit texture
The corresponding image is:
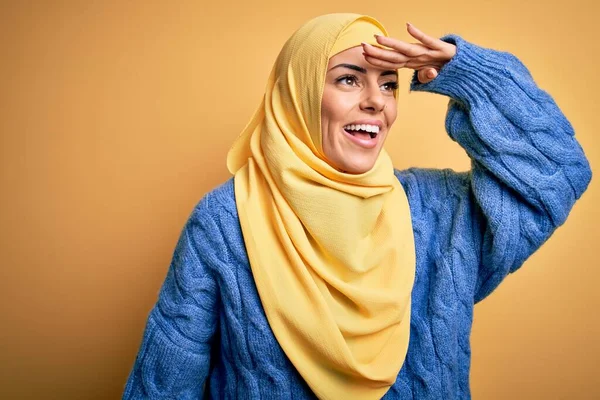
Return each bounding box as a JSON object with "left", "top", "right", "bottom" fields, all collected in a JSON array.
[{"left": 123, "top": 35, "right": 592, "bottom": 399}]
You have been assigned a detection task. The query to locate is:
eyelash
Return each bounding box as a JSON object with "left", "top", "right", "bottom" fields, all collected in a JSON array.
[{"left": 335, "top": 74, "right": 398, "bottom": 92}]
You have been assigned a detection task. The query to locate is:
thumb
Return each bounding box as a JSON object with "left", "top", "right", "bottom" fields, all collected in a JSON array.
[{"left": 418, "top": 67, "right": 438, "bottom": 84}]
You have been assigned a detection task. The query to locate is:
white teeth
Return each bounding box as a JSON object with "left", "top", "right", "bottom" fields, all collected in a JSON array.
[{"left": 343, "top": 124, "right": 380, "bottom": 133}]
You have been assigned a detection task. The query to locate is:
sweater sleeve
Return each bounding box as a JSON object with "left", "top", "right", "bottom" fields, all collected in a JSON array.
[
  {"left": 122, "top": 196, "right": 221, "bottom": 399},
  {"left": 408, "top": 35, "right": 592, "bottom": 303}
]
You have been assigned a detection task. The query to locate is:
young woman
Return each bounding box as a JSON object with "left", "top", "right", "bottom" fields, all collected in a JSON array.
[{"left": 123, "top": 13, "right": 591, "bottom": 399}]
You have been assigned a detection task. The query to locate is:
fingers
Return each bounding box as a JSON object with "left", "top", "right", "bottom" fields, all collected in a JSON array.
[
  {"left": 373, "top": 34, "right": 426, "bottom": 57},
  {"left": 405, "top": 22, "right": 443, "bottom": 50},
  {"left": 362, "top": 42, "right": 436, "bottom": 71},
  {"left": 405, "top": 22, "right": 457, "bottom": 60},
  {"left": 361, "top": 42, "right": 409, "bottom": 68},
  {"left": 362, "top": 54, "right": 403, "bottom": 70}
]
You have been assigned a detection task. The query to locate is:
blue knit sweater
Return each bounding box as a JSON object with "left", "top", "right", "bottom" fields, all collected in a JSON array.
[{"left": 123, "top": 35, "right": 591, "bottom": 399}]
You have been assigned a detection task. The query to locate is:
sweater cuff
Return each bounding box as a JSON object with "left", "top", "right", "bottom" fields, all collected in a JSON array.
[{"left": 409, "top": 34, "right": 528, "bottom": 105}]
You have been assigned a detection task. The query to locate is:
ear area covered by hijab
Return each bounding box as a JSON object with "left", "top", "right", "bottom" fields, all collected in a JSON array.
[{"left": 226, "top": 13, "right": 416, "bottom": 400}]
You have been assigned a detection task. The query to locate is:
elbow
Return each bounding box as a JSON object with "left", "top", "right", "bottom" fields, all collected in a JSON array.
[
  {"left": 574, "top": 156, "right": 593, "bottom": 200},
  {"left": 545, "top": 156, "right": 592, "bottom": 229}
]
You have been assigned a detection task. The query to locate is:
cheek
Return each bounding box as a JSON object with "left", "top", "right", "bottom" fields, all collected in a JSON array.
[
  {"left": 323, "top": 99, "right": 345, "bottom": 123},
  {"left": 321, "top": 94, "right": 350, "bottom": 140},
  {"left": 386, "top": 100, "right": 398, "bottom": 127},
  {"left": 320, "top": 103, "right": 332, "bottom": 147}
]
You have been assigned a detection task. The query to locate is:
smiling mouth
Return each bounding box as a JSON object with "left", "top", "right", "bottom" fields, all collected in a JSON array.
[
  {"left": 342, "top": 124, "right": 381, "bottom": 149},
  {"left": 343, "top": 124, "right": 379, "bottom": 139},
  {"left": 346, "top": 129, "right": 377, "bottom": 139}
]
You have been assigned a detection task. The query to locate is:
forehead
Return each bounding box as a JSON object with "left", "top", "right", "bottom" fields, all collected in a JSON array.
[{"left": 326, "top": 45, "right": 389, "bottom": 73}]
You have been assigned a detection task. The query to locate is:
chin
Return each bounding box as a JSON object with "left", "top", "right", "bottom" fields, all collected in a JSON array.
[{"left": 338, "top": 158, "right": 377, "bottom": 174}]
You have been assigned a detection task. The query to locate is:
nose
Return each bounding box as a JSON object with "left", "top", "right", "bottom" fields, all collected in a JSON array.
[{"left": 359, "top": 83, "right": 386, "bottom": 113}]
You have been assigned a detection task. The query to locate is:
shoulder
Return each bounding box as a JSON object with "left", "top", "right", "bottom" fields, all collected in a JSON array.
[
  {"left": 193, "top": 177, "right": 237, "bottom": 219},
  {"left": 189, "top": 177, "right": 239, "bottom": 231},
  {"left": 184, "top": 177, "right": 243, "bottom": 267}
]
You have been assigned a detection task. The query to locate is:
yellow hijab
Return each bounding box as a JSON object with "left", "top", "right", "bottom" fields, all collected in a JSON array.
[{"left": 227, "top": 13, "right": 416, "bottom": 400}]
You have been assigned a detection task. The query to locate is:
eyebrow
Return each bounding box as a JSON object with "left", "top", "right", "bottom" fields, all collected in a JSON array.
[{"left": 327, "top": 63, "right": 397, "bottom": 77}]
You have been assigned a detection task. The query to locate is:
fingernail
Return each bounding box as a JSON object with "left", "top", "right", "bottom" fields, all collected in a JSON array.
[{"left": 406, "top": 22, "right": 412, "bottom": 28}]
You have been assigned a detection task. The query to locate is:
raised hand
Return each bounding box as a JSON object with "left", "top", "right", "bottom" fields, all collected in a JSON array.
[{"left": 361, "top": 23, "right": 457, "bottom": 84}]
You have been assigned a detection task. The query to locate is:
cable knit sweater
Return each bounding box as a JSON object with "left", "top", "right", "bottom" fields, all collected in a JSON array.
[{"left": 123, "top": 35, "right": 592, "bottom": 399}]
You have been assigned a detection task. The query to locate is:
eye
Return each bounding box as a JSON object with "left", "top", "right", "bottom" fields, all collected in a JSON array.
[
  {"left": 336, "top": 74, "right": 359, "bottom": 87},
  {"left": 381, "top": 81, "right": 399, "bottom": 92}
]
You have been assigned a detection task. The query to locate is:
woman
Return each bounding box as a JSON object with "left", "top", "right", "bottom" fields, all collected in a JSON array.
[{"left": 123, "top": 13, "right": 591, "bottom": 399}]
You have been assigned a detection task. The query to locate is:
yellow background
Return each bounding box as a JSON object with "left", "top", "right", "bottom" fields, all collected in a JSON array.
[{"left": 1, "top": 1, "right": 598, "bottom": 399}]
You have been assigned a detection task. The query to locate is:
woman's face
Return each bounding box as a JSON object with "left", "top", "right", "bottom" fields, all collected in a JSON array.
[{"left": 321, "top": 45, "right": 398, "bottom": 174}]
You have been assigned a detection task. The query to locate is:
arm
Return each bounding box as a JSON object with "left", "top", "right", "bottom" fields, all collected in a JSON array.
[
  {"left": 123, "top": 197, "right": 220, "bottom": 399},
  {"left": 409, "top": 35, "right": 592, "bottom": 302}
]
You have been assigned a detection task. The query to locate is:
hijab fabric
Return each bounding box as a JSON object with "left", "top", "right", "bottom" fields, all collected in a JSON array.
[{"left": 226, "top": 13, "right": 416, "bottom": 400}]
